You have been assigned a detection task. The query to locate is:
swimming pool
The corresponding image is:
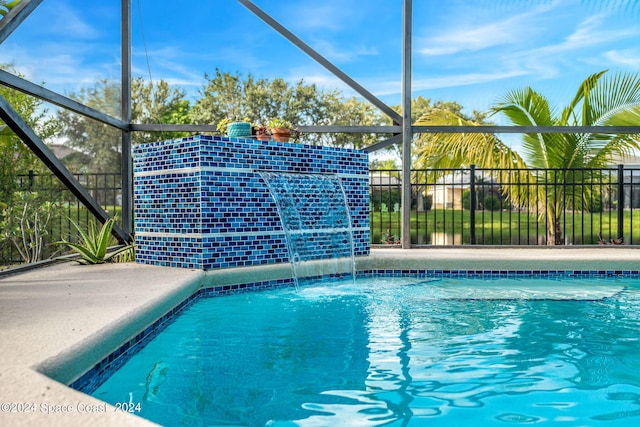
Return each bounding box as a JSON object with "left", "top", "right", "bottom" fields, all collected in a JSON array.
[{"left": 80, "top": 274, "right": 640, "bottom": 426}]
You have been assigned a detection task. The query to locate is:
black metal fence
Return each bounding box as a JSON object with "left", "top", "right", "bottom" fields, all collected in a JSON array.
[
  {"left": 1, "top": 171, "right": 122, "bottom": 267},
  {"left": 370, "top": 166, "right": 640, "bottom": 246},
  {"left": 4, "top": 166, "right": 640, "bottom": 268}
]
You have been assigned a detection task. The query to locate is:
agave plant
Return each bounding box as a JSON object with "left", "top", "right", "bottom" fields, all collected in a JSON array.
[{"left": 57, "top": 217, "right": 133, "bottom": 264}]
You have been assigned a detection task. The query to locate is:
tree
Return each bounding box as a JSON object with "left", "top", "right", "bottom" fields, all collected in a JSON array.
[
  {"left": 58, "top": 78, "right": 192, "bottom": 171},
  {"left": 189, "top": 69, "right": 246, "bottom": 125},
  {"left": 414, "top": 70, "right": 640, "bottom": 245},
  {"left": 0, "top": 64, "right": 61, "bottom": 203},
  {"left": 189, "top": 69, "right": 383, "bottom": 148},
  {"left": 131, "top": 77, "right": 191, "bottom": 144},
  {"left": 58, "top": 80, "right": 122, "bottom": 173},
  {"left": 320, "top": 96, "right": 385, "bottom": 149},
  {"left": 387, "top": 97, "right": 494, "bottom": 212},
  {"left": 384, "top": 97, "right": 492, "bottom": 170},
  {"left": 0, "top": 64, "right": 62, "bottom": 262}
]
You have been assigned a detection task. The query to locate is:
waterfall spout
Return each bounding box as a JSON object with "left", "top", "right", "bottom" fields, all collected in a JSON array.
[{"left": 259, "top": 171, "right": 356, "bottom": 290}]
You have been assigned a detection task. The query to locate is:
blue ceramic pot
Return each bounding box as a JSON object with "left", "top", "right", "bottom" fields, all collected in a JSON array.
[{"left": 227, "top": 122, "right": 251, "bottom": 137}]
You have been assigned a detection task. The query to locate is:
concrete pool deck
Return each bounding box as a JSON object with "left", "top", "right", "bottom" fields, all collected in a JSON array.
[{"left": 2, "top": 247, "right": 640, "bottom": 426}]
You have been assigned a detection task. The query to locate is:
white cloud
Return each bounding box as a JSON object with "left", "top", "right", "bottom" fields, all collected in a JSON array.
[
  {"left": 287, "top": 3, "right": 346, "bottom": 31},
  {"left": 602, "top": 50, "right": 640, "bottom": 69},
  {"left": 308, "top": 39, "right": 379, "bottom": 63},
  {"left": 550, "top": 14, "right": 640, "bottom": 53},
  {"left": 417, "top": 21, "right": 520, "bottom": 56},
  {"left": 46, "top": 2, "right": 100, "bottom": 40},
  {"left": 284, "top": 66, "right": 352, "bottom": 91},
  {"left": 494, "top": 13, "right": 640, "bottom": 80},
  {"left": 0, "top": 43, "right": 118, "bottom": 91},
  {"left": 132, "top": 46, "right": 205, "bottom": 88},
  {"left": 415, "top": 2, "right": 553, "bottom": 56},
  {"left": 412, "top": 70, "right": 528, "bottom": 92}
]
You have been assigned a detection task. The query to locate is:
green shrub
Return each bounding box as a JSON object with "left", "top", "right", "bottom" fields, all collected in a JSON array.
[
  {"left": 483, "top": 195, "right": 502, "bottom": 211},
  {"left": 1, "top": 191, "right": 59, "bottom": 263}
]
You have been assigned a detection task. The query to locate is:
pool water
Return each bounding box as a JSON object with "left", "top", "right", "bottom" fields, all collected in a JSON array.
[{"left": 91, "top": 277, "right": 640, "bottom": 426}]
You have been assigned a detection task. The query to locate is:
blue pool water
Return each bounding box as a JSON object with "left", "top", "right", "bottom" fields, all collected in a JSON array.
[{"left": 90, "top": 276, "right": 640, "bottom": 426}]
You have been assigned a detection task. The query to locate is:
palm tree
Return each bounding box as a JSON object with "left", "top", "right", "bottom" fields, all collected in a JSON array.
[{"left": 415, "top": 70, "right": 640, "bottom": 245}]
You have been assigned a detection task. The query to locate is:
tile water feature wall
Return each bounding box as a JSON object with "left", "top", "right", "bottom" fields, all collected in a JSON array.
[{"left": 133, "top": 135, "right": 370, "bottom": 270}]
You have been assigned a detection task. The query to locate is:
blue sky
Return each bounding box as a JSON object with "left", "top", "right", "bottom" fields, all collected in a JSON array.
[{"left": 2, "top": 0, "right": 640, "bottom": 125}]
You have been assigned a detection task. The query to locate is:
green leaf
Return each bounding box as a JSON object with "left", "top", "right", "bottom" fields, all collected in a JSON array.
[
  {"left": 95, "top": 217, "right": 115, "bottom": 259},
  {"left": 104, "top": 244, "right": 134, "bottom": 262},
  {"left": 55, "top": 216, "right": 131, "bottom": 264}
]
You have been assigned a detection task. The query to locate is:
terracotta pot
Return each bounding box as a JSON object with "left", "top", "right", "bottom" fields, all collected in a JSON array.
[{"left": 270, "top": 128, "right": 291, "bottom": 142}]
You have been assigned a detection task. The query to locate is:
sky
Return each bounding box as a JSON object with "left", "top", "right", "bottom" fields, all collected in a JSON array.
[{"left": 2, "top": 0, "right": 640, "bottom": 134}]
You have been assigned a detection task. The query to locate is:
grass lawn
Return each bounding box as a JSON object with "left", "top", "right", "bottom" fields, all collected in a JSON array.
[{"left": 371, "top": 209, "right": 638, "bottom": 245}]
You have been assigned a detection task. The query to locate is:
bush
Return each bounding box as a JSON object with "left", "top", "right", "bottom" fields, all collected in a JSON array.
[
  {"left": 462, "top": 189, "right": 483, "bottom": 210},
  {"left": 462, "top": 189, "right": 471, "bottom": 210},
  {"left": 587, "top": 196, "right": 604, "bottom": 213},
  {"left": 1, "top": 192, "right": 60, "bottom": 263},
  {"left": 483, "top": 195, "right": 501, "bottom": 211}
]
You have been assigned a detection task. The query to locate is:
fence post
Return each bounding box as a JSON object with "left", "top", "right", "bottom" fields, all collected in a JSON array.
[
  {"left": 470, "top": 164, "right": 476, "bottom": 245},
  {"left": 28, "top": 170, "right": 34, "bottom": 188},
  {"left": 618, "top": 164, "right": 625, "bottom": 241}
]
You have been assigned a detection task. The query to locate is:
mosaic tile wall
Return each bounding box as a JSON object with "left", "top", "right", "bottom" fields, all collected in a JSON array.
[{"left": 133, "top": 135, "right": 370, "bottom": 269}]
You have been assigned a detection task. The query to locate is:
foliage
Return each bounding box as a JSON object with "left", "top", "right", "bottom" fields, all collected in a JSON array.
[
  {"left": 0, "top": 1, "right": 20, "bottom": 17},
  {"left": 370, "top": 158, "right": 399, "bottom": 170},
  {"left": 483, "top": 195, "right": 501, "bottom": 211},
  {"left": 0, "top": 64, "right": 61, "bottom": 203},
  {"left": 109, "top": 244, "right": 136, "bottom": 263},
  {"left": 267, "top": 118, "right": 293, "bottom": 130},
  {"left": 492, "top": 70, "right": 640, "bottom": 243},
  {"left": 56, "top": 216, "right": 133, "bottom": 265},
  {"left": 414, "top": 70, "right": 640, "bottom": 245},
  {"left": 381, "top": 228, "right": 400, "bottom": 245},
  {"left": 57, "top": 80, "right": 122, "bottom": 174},
  {"left": 386, "top": 97, "right": 492, "bottom": 160},
  {"left": 57, "top": 78, "right": 192, "bottom": 172},
  {"left": 324, "top": 96, "right": 385, "bottom": 149},
  {"left": 131, "top": 77, "right": 192, "bottom": 144},
  {"left": 215, "top": 117, "right": 231, "bottom": 134},
  {"left": 461, "top": 189, "right": 473, "bottom": 211},
  {"left": 189, "top": 69, "right": 383, "bottom": 149},
  {"left": 0, "top": 191, "right": 60, "bottom": 263},
  {"left": 55, "top": 69, "right": 390, "bottom": 160},
  {"left": 253, "top": 123, "right": 269, "bottom": 137}
]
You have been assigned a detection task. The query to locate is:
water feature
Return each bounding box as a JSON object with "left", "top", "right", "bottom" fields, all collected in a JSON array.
[
  {"left": 259, "top": 171, "right": 356, "bottom": 290},
  {"left": 133, "top": 136, "right": 370, "bottom": 270}
]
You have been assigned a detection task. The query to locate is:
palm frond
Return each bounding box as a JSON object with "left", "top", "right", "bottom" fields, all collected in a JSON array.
[
  {"left": 491, "top": 87, "right": 557, "bottom": 168},
  {"left": 589, "top": 71, "right": 640, "bottom": 126},
  {"left": 414, "top": 109, "right": 528, "bottom": 171},
  {"left": 562, "top": 69, "right": 607, "bottom": 126}
]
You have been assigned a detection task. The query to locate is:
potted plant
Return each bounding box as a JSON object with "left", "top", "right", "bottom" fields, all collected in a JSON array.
[
  {"left": 253, "top": 123, "right": 270, "bottom": 141},
  {"left": 217, "top": 117, "right": 252, "bottom": 138},
  {"left": 267, "top": 118, "right": 294, "bottom": 142}
]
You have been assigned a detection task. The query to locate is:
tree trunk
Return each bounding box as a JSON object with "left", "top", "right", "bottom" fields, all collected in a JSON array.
[{"left": 546, "top": 205, "right": 563, "bottom": 245}]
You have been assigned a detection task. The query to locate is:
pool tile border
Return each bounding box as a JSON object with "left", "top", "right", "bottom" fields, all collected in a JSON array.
[
  {"left": 358, "top": 269, "right": 640, "bottom": 279},
  {"left": 70, "top": 277, "right": 296, "bottom": 394},
  {"left": 70, "top": 269, "right": 639, "bottom": 394}
]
